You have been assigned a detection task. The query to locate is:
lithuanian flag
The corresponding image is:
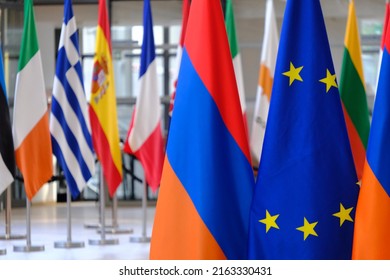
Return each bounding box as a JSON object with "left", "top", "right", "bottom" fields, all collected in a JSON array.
[{"left": 339, "top": 0, "right": 370, "bottom": 180}]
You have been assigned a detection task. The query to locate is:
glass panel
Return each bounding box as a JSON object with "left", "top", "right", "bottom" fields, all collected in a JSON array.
[
  {"left": 169, "top": 25, "right": 181, "bottom": 45},
  {"left": 131, "top": 25, "right": 164, "bottom": 46},
  {"left": 113, "top": 49, "right": 132, "bottom": 98},
  {"left": 82, "top": 56, "right": 94, "bottom": 102},
  {"left": 362, "top": 52, "right": 379, "bottom": 113},
  {"left": 361, "top": 19, "right": 383, "bottom": 36},
  {"left": 81, "top": 27, "right": 96, "bottom": 54}
]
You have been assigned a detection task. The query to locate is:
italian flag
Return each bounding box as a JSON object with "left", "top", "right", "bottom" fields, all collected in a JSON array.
[
  {"left": 339, "top": 0, "right": 370, "bottom": 180},
  {"left": 225, "top": 0, "right": 248, "bottom": 139},
  {"left": 12, "top": 0, "right": 53, "bottom": 200}
]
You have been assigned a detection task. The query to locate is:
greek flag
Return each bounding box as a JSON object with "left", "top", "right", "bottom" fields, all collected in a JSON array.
[{"left": 50, "top": 0, "right": 95, "bottom": 199}]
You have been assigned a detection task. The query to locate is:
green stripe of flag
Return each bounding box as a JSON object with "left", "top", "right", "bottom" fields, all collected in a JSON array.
[
  {"left": 18, "top": 0, "right": 39, "bottom": 71},
  {"left": 339, "top": 48, "right": 370, "bottom": 148},
  {"left": 225, "top": 0, "right": 239, "bottom": 58}
]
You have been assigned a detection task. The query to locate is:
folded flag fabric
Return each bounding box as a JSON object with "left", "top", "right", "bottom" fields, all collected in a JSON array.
[
  {"left": 150, "top": 0, "right": 254, "bottom": 260},
  {"left": 88, "top": 0, "right": 122, "bottom": 197},
  {"left": 0, "top": 47, "right": 15, "bottom": 195},
  {"left": 248, "top": 0, "right": 359, "bottom": 259},
  {"left": 123, "top": 0, "right": 164, "bottom": 192},
  {"left": 13, "top": 0, "right": 53, "bottom": 200},
  {"left": 50, "top": 0, "right": 95, "bottom": 199}
]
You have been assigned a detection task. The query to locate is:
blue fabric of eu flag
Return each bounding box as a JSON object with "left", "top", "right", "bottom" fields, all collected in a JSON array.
[{"left": 248, "top": 0, "right": 359, "bottom": 260}]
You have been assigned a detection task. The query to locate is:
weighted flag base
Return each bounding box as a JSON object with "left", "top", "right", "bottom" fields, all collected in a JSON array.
[
  {"left": 129, "top": 180, "right": 150, "bottom": 243},
  {"left": 54, "top": 241, "right": 85, "bottom": 249},
  {"left": 84, "top": 223, "right": 116, "bottom": 229},
  {"left": 130, "top": 236, "right": 150, "bottom": 243},
  {"left": 88, "top": 238, "right": 119, "bottom": 245},
  {"left": 97, "top": 227, "right": 133, "bottom": 235},
  {"left": 84, "top": 223, "right": 101, "bottom": 229},
  {"left": 13, "top": 244, "right": 44, "bottom": 252},
  {"left": 1, "top": 188, "right": 26, "bottom": 241},
  {"left": 0, "top": 234, "right": 26, "bottom": 240},
  {"left": 0, "top": 248, "right": 6, "bottom": 255},
  {"left": 13, "top": 200, "right": 44, "bottom": 253}
]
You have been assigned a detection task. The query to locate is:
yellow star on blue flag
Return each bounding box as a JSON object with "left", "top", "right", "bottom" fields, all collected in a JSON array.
[{"left": 248, "top": 0, "right": 358, "bottom": 260}]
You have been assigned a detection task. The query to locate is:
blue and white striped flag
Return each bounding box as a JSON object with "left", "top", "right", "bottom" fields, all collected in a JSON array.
[{"left": 50, "top": 0, "right": 95, "bottom": 199}]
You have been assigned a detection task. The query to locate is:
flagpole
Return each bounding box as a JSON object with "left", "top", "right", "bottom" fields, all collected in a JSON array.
[
  {"left": 0, "top": 186, "right": 26, "bottom": 240},
  {"left": 130, "top": 178, "right": 150, "bottom": 243},
  {"left": 13, "top": 198, "right": 44, "bottom": 252},
  {"left": 97, "top": 194, "right": 133, "bottom": 234},
  {"left": 54, "top": 186, "right": 84, "bottom": 248},
  {"left": 88, "top": 167, "right": 118, "bottom": 245}
]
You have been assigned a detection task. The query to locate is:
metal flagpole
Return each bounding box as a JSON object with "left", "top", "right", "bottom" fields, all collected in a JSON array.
[
  {"left": 54, "top": 186, "right": 84, "bottom": 248},
  {"left": 13, "top": 198, "right": 44, "bottom": 252},
  {"left": 0, "top": 186, "right": 26, "bottom": 240},
  {"left": 130, "top": 179, "right": 150, "bottom": 243},
  {"left": 88, "top": 168, "right": 118, "bottom": 245},
  {"left": 97, "top": 194, "right": 133, "bottom": 234}
]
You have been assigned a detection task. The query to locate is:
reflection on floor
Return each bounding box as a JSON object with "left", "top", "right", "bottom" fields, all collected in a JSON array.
[{"left": 0, "top": 202, "right": 154, "bottom": 260}]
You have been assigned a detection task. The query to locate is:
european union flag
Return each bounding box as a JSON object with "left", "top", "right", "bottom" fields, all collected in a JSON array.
[{"left": 248, "top": 0, "right": 359, "bottom": 259}]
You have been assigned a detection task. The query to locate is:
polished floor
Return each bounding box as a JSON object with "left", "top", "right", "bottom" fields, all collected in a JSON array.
[{"left": 0, "top": 202, "right": 154, "bottom": 260}]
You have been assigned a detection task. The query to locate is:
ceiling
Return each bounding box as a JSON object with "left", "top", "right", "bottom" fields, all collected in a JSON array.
[
  {"left": 31, "top": 0, "right": 389, "bottom": 21},
  {"left": 234, "top": 0, "right": 386, "bottom": 20}
]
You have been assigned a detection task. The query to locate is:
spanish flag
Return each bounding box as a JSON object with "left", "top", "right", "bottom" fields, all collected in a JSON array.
[
  {"left": 150, "top": 0, "right": 254, "bottom": 260},
  {"left": 89, "top": 0, "right": 122, "bottom": 197},
  {"left": 12, "top": 0, "right": 53, "bottom": 201},
  {"left": 352, "top": 4, "right": 390, "bottom": 260}
]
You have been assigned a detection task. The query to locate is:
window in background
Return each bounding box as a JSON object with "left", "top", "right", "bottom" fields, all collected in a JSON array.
[{"left": 360, "top": 19, "right": 382, "bottom": 114}]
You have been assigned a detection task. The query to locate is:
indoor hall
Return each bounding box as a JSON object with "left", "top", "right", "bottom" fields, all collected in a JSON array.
[{"left": 1, "top": 0, "right": 390, "bottom": 263}]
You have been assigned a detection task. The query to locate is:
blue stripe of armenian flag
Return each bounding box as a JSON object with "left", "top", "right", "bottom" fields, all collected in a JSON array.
[{"left": 150, "top": 0, "right": 254, "bottom": 260}]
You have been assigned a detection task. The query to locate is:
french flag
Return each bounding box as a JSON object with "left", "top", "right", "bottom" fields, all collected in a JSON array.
[{"left": 124, "top": 0, "right": 164, "bottom": 192}]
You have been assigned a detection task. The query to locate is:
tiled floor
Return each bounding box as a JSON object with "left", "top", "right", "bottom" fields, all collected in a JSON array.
[{"left": 0, "top": 202, "right": 154, "bottom": 260}]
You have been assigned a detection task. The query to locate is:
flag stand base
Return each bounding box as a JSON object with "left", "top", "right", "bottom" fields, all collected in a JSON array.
[
  {"left": 88, "top": 169, "right": 119, "bottom": 246},
  {"left": 130, "top": 236, "right": 150, "bottom": 243},
  {"left": 1, "top": 187, "right": 26, "bottom": 240},
  {"left": 88, "top": 239, "right": 119, "bottom": 245},
  {"left": 54, "top": 241, "right": 85, "bottom": 248},
  {"left": 129, "top": 180, "right": 150, "bottom": 243},
  {"left": 0, "top": 249, "right": 6, "bottom": 255},
  {"left": 54, "top": 187, "right": 85, "bottom": 249},
  {"left": 97, "top": 227, "right": 133, "bottom": 234},
  {"left": 13, "top": 245, "right": 44, "bottom": 252},
  {"left": 0, "top": 234, "right": 26, "bottom": 240},
  {"left": 13, "top": 199, "right": 44, "bottom": 253}
]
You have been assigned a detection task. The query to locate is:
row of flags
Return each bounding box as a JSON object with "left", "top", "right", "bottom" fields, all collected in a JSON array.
[
  {"left": 0, "top": 0, "right": 164, "bottom": 201},
  {"left": 0, "top": 0, "right": 389, "bottom": 259},
  {"left": 152, "top": 0, "right": 390, "bottom": 260}
]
